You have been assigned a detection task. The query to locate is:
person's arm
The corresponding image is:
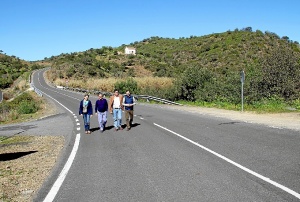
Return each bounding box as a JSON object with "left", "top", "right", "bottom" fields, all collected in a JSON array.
[
  {"left": 122, "top": 97, "right": 129, "bottom": 106},
  {"left": 109, "top": 96, "right": 113, "bottom": 113},
  {"left": 95, "top": 100, "right": 98, "bottom": 114},
  {"left": 88, "top": 100, "right": 93, "bottom": 115},
  {"left": 79, "top": 100, "right": 83, "bottom": 115},
  {"left": 105, "top": 100, "right": 108, "bottom": 111}
]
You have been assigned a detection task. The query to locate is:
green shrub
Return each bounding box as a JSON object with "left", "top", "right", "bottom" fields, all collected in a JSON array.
[
  {"left": 17, "top": 101, "right": 38, "bottom": 114},
  {"left": 114, "top": 78, "right": 139, "bottom": 94}
]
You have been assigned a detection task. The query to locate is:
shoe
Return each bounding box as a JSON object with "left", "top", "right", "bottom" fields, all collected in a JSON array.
[
  {"left": 115, "top": 128, "right": 118, "bottom": 131},
  {"left": 85, "top": 131, "right": 88, "bottom": 134},
  {"left": 119, "top": 127, "right": 123, "bottom": 130},
  {"left": 88, "top": 131, "right": 91, "bottom": 134}
]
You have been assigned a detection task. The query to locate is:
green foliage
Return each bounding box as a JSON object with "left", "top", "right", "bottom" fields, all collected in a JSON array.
[
  {"left": 45, "top": 28, "right": 300, "bottom": 110},
  {"left": 258, "top": 45, "right": 300, "bottom": 100},
  {"left": 175, "top": 66, "right": 214, "bottom": 101},
  {"left": 114, "top": 78, "right": 139, "bottom": 94},
  {"left": 0, "top": 92, "right": 40, "bottom": 122},
  {"left": 9, "top": 92, "right": 39, "bottom": 113},
  {"left": 0, "top": 53, "right": 43, "bottom": 89},
  {"left": 17, "top": 100, "right": 39, "bottom": 114}
]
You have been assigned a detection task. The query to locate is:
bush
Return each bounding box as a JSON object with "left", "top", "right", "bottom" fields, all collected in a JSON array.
[
  {"left": 17, "top": 101, "right": 38, "bottom": 114},
  {"left": 114, "top": 78, "right": 139, "bottom": 94}
]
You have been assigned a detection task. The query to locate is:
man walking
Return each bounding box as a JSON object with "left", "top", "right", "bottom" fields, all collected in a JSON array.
[
  {"left": 123, "top": 90, "right": 136, "bottom": 131},
  {"left": 95, "top": 93, "right": 108, "bottom": 133},
  {"left": 109, "top": 89, "right": 124, "bottom": 131}
]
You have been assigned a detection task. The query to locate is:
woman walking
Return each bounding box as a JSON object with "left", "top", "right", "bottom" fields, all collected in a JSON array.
[{"left": 79, "top": 94, "right": 93, "bottom": 134}]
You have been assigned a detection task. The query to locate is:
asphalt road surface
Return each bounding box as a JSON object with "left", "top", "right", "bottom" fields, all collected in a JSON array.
[{"left": 32, "top": 69, "right": 300, "bottom": 202}]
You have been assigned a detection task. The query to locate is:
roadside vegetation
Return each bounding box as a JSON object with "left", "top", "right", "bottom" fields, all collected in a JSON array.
[
  {"left": 0, "top": 53, "right": 46, "bottom": 124},
  {"left": 44, "top": 27, "right": 300, "bottom": 113}
]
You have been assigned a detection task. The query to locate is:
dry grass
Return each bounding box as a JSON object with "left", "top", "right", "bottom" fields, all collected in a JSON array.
[
  {"left": 0, "top": 136, "right": 64, "bottom": 202},
  {"left": 54, "top": 77, "right": 174, "bottom": 92}
]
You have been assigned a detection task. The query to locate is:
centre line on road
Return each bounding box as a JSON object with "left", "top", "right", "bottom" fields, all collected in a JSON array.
[{"left": 154, "top": 123, "right": 300, "bottom": 200}]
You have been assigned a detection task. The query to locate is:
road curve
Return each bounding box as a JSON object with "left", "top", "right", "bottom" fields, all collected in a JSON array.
[{"left": 33, "top": 69, "right": 300, "bottom": 202}]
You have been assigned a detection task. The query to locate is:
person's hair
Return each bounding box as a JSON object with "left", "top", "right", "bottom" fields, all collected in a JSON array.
[
  {"left": 84, "top": 93, "right": 89, "bottom": 97},
  {"left": 114, "top": 89, "right": 119, "bottom": 93}
]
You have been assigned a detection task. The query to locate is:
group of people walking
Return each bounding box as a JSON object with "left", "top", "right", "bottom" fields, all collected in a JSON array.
[{"left": 79, "top": 89, "right": 136, "bottom": 134}]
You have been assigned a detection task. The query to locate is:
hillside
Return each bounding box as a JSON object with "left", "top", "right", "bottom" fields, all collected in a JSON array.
[
  {"left": 44, "top": 28, "right": 300, "bottom": 105},
  {"left": 46, "top": 28, "right": 300, "bottom": 80},
  {"left": 0, "top": 53, "right": 45, "bottom": 89}
]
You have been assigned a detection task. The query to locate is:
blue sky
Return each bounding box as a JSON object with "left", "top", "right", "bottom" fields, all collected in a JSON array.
[{"left": 1, "top": 0, "right": 299, "bottom": 61}]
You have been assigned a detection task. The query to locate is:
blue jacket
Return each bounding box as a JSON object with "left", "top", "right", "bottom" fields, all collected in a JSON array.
[{"left": 79, "top": 99, "right": 93, "bottom": 115}]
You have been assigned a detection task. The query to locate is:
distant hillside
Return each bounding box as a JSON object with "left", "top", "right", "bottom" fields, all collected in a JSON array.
[
  {"left": 46, "top": 28, "right": 300, "bottom": 79},
  {"left": 45, "top": 28, "right": 300, "bottom": 104},
  {"left": 0, "top": 53, "right": 44, "bottom": 89}
]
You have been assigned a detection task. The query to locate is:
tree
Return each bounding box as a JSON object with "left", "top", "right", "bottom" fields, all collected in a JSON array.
[
  {"left": 260, "top": 44, "right": 300, "bottom": 100},
  {"left": 176, "top": 66, "right": 213, "bottom": 101}
]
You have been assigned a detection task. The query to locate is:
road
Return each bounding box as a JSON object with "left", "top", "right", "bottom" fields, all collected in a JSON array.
[{"left": 32, "top": 69, "right": 300, "bottom": 202}]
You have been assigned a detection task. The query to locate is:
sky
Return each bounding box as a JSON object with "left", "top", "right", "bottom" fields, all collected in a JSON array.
[{"left": 1, "top": 0, "right": 299, "bottom": 61}]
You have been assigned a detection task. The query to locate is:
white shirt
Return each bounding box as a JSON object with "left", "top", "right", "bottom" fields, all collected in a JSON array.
[{"left": 113, "top": 96, "right": 121, "bottom": 108}]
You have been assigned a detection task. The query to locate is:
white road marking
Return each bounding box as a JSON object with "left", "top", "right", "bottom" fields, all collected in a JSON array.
[
  {"left": 76, "top": 123, "right": 80, "bottom": 126},
  {"left": 34, "top": 72, "right": 81, "bottom": 202},
  {"left": 140, "top": 117, "right": 144, "bottom": 120},
  {"left": 77, "top": 127, "right": 80, "bottom": 131},
  {"left": 154, "top": 123, "right": 300, "bottom": 200},
  {"left": 43, "top": 133, "right": 81, "bottom": 202}
]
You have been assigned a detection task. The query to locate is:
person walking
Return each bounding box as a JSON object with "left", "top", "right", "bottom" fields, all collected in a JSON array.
[
  {"left": 79, "top": 94, "right": 93, "bottom": 134},
  {"left": 109, "top": 89, "right": 124, "bottom": 131},
  {"left": 95, "top": 93, "right": 108, "bottom": 133},
  {"left": 123, "top": 90, "right": 136, "bottom": 131}
]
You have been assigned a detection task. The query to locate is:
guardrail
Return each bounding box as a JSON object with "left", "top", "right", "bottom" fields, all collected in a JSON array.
[
  {"left": 56, "top": 86, "right": 182, "bottom": 105},
  {"left": 30, "top": 83, "right": 43, "bottom": 97}
]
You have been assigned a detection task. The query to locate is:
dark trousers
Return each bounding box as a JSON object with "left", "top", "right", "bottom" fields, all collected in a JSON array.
[{"left": 125, "top": 110, "right": 133, "bottom": 129}]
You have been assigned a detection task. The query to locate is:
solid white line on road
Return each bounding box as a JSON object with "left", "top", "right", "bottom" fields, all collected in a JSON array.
[
  {"left": 33, "top": 73, "right": 81, "bottom": 202},
  {"left": 154, "top": 123, "right": 300, "bottom": 200},
  {"left": 43, "top": 133, "right": 81, "bottom": 202}
]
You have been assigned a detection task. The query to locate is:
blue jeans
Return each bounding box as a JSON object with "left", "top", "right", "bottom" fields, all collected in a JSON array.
[
  {"left": 82, "top": 113, "right": 90, "bottom": 131},
  {"left": 113, "top": 108, "right": 122, "bottom": 129},
  {"left": 97, "top": 111, "right": 107, "bottom": 130}
]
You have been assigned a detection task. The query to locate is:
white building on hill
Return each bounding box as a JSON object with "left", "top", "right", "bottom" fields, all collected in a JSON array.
[{"left": 125, "top": 46, "right": 136, "bottom": 55}]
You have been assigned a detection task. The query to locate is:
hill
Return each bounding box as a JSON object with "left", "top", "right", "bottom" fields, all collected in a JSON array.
[
  {"left": 46, "top": 28, "right": 300, "bottom": 80},
  {"left": 44, "top": 28, "right": 300, "bottom": 106},
  {"left": 0, "top": 53, "right": 45, "bottom": 89}
]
